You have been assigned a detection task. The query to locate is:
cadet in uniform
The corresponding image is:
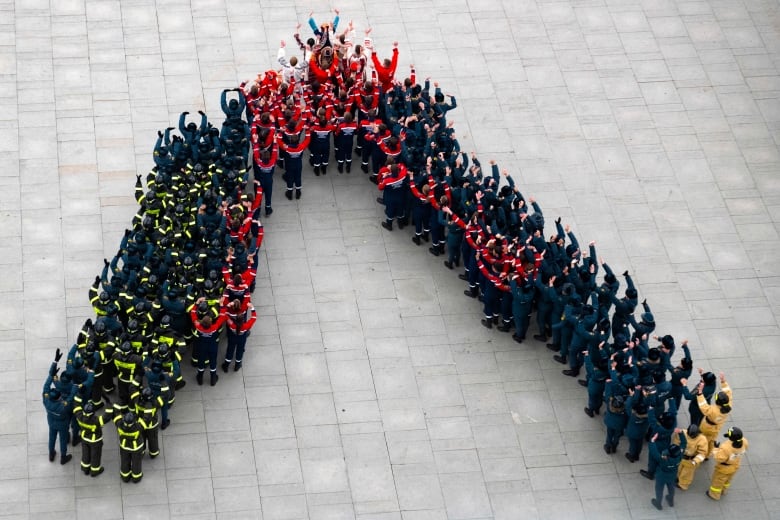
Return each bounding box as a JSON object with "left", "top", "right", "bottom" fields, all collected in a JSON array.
[{"left": 73, "top": 401, "right": 113, "bottom": 476}]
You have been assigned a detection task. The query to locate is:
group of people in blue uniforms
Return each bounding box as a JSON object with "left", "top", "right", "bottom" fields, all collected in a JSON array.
[
  {"left": 42, "top": 83, "right": 260, "bottom": 483},
  {"left": 42, "top": 13, "right": 748, "bottom": 506}
]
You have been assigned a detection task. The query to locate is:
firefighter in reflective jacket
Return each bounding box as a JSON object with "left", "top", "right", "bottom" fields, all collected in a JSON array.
[
  {"left": 707, "top": 427, "right": 748, "bottom": 500},
  {"left": 676, "top": 423, "right": 708, "bottom": 490},
  {"left": 74, "top": 401, "right": 113, "bottom": 476},
  {"left": 112, "top": 341, "right": 144, "bottom": 412},
  {"left": 131, "top": 387, "right": 164, "bottom": 458},
  {"left": 697, "top": 371, "right": 732, "bottom": 456},
  {"left": 113, "top": 410, "right": 145, "bottom": 483}
]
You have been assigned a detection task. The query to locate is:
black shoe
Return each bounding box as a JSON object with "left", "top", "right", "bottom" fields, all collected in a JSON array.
[
  {"left": 381, "top": 221, "right": 392, "bottom": 231},
  {"left": 314, "top": 166, "right": 320, "bottom": 176},
  {"left": 234, "top": 361, "right": 242, "bottom": 372},
  {"left": 422, "top": 232, "right": 430, "bottom": 242},
  {"left": 562, "top": 369, "right": 579, "bottom": 377},
  {"left": 512, "top": 334, "right": 523, "bottom": 344},
  {"left": 553, "top": 355, "right": 567, "bottom": 364},
  {"left": 61, "top": 454, "right": 72, "bottom": 465},
  {"left": 651, "top": 498, "right": 662, "bottom": 511},
  {"left": 444, "top": 260, "right": 453, "bottom": 269},
  {"left": 196, "top": 371, "right": 204, "bottom": 385},
  {"left": 584, "top": 407, "right": 594, "bottom": 418},
  {"left": 625, "top": 453, "right": 636, "bottom": 463},
  {"left": 321, "top": 165, "right": 327, "bottom": 175},
  {"left": 398, "top": 217, "right": 407, "bottom": 229},
  {"left": 132, "top": 475, "right": 142, "bottom": 483},
  {"left": 497, "top": 323, "right": 511, "bottom": 332},
  {"left": 346, "top": 162, "right": 351, "bottom": 173},
  {"left": 603, "top": 444, "right": 611, "bottom": 454},
  {"left": 457, "top": 273, "right": 467, "bottom": 281},
  {"left": 481, "top": 319, "right": 492, "bottom": 329},
  {"left": 295, "top": 189, "right": 301, "bottom": 200},
  {"left": 285, "top": 190, "right": 293, "bottom": 200},
  {"left": 265, "top": 207, "right": 273, "bottom": 217},
  {"left": 545, "top": 343, "right": 558, "bottom": 351},
  {"left": 464, "top": 288, "right": 478, "bottom": 298},
  {"left": 122, "top": 475, "right": 131, "bottom": 483},
  {"left": 49, "top": 451, "right": 56, "bottom": 462},
  {"left": 666, "top": 494, "right": 673, "bottom": 507},
  {"left": 376, "top": 197, "right": 384, "bottom": 204},
  {"left": 361, "top": 164, "right": 368, "bottom": 173},
  {"left": 221, "top": 361, "right": 230, "bottom": 373},
  {"left": 210, "top": 372, "right": 218, "bottom": 386},
  {"left": 594, "top": 408, "right": 600, "bottom": 415},
  {"left": 640, "top": 470, "right": 655, "bottom": 480},
  {"left": 429, "top": 246, "right": 440, "bottom": 257},
  {"left": 82, "top": 466, "right": 90, "bottom": 475},
  {"left": 533, "top": 334, "right": 547, "bottom": 342},
  {"left": 578, "top": 379, "right": 588, "bottom": 387},
  {"left": 412, "top": 235, "right": 421, "bottom": 245},
  {"left": 175, "top": 379, "right": 186, "bottom": 390},
  {"left": 492, "top": 316, "right": 499, "bottom": 325},
  {"left": 338, "top": 163, "right": 344, "bottom": 173},
  {"left": 161, "top": 419, "right": 171, "bottom": 430},
  {"left": 370, "top": 175, "right": 378, "bottom": 185},
  {"left": 72, "top": 435, "right": 81, "bottom": 447}
]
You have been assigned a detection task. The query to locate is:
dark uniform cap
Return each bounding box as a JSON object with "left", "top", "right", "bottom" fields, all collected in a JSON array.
[{"left": 667, "top": 444, "right": 681, "bottom": 458}]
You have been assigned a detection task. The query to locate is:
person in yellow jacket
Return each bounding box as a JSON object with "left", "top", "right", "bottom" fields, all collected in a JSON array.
[
  {"left": 676, "top": 423, "right": 708, "bottom": 490},
  {"left": 697, "top": 371, "right": 731, "bottom": 456},
  {"left": 707, "top": 427, "right": 748, "bottom": 500}
]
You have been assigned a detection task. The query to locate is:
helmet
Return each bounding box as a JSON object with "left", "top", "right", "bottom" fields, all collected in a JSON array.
[
  {"left": 141, "top": 387, "right": 154, "bottom": 401},
  {"left": 667, "top": 444, "right": 681, "bottom": 458},
  {"left": 197, "top": 301, "right": 209, "bottom": 314},
  {"left": 119, "top": 341, "right": 132, "bottom": 354},
  {"left": 127, "top": 319, "right": 139, "bottom": 333},
  {"left": 83, "top": 402, "right": 95, "bottom": 415},
  {"left": 702, "top": 372, "right": 717, "bottom": 385},
  {"left": 134, "top": 302, "right": 146, "bottom": 315},
  {"left": 99, "top": 291, "right": 110, "bottom": 304},
  {"left": 715, "top": 391, "right": 730, "bottom": 406},
  {"left": 208, "top": 270, "right": 219, "bottom": 282},
  {"left": 687, "top": 424, "right": 700, "bottom": 437},
  {"left": 160, "top": 315, "right": 172, "bottom": 328},
  {"left": 725, "top": 427, "right": 743, "bottom": 442},
  {"left": 204, "top": 280, "right": 214, "bottom": 292},
  {"left": 157, "top": 343, "right": 170, "bottom": 358},
  {"left": 93, "top": 320, "right": 106, "bottom": 335},
  {"left": 148, "top": 274, "right": 159, "bottom": 286},
  {"left": 48, "top": 388, "right": 61, "bottom": 400},
  {"left": 123, "top": 412, "right": 136, "bottom": 425}
]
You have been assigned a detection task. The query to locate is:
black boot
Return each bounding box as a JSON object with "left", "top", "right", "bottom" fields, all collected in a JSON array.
[
  {"left": 481, "top": 318, "right": 492, "bottom": 329},
  {"left": 562, "top": 369, "right": 579, "bottom": 377},
  {"left": 429, "top": 245, "right": 441, "bottom": 256},
  {"left": 314, "top": 165, "right": 320, "bottom": 176},
  {"left": 346, "top": 161, "right": 351, "bottom": 173},
  {"left": 285, "top": 190, "right": 293, "bottom": 200},
  {"left": 397, "top": 217, "right": 406, "bottom": 230},
  {"left": 210, "top": 371, "right": 219, "bottom": 386},
  {"left": 640, "top": 470, "right": 655, "bottom": 480},
  {"left": 361, "top": 163, "right": 368, "bottom": 173},
  {"left": 265, "top": 206, "right": 273, "bottom": 216},
  {"left": 295, "top": 188, "right": 301, "bottom": 199},
  {"left": 221, "top": 361, "right": 230, "bottom": 373},
  {"left": 321, "top": 164, "right": 327, "bottom": 175},
  {"left": 444, "top": 260, "right": 453, "bottom": 269},
  {"left": 497, "top": 322, "right": 511, "bottom": 332},
  {"left": 422, "top": 231, "right": 430, "bottom": 242},
  {"left": 196, "top": 370, "right": 204, "bottom": 385},
  {"left": 512, "top": 334, "right": 523, "bottom": 343},
  {"left": 533, "top": 334, "right": 547, "bottom": 342},
  {"left": 234, "top": 361, "right": 242, "bottom": 372},
  {"left": 458, "top": 273, "right": 468, "bottom": 281},
  {"left": 338, "top": 162, "right": 344, "bottom": 173},
  {"left": 464, "top": 286, "right": 478, "bottom": 298},
  {"left": 584, "top": 407, "right": 594, "bottom": 418},
  {"left": 553, "top": 355, "right": 567, "bottom": 364},
  {"left": 381, "top": 221, "right": 393, "bottom": 231},
  {"left": 61, "top": 454, "right": 72, "bottom": 465},
  {"left": 412, "top": 235, "right": 421, "bottom": 245}
]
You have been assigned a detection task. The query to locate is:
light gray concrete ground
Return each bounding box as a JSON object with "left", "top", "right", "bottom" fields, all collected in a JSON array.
[{"left": 2, "top": 0, "right": 780, "bottom": 518}]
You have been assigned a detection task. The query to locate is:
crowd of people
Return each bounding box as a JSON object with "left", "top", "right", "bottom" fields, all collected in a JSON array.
[{"left": 41, "top": 10, "right": 748, "bottom": 506}]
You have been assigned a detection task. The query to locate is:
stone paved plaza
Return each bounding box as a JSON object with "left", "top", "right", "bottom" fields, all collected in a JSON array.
[{"left": 2, "top": 0, "right": 780, "bottom": 518}]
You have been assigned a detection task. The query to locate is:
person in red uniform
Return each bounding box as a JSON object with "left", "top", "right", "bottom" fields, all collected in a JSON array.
[{"left": 370, "top": 41, "right": 399, "bottom": 93}]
